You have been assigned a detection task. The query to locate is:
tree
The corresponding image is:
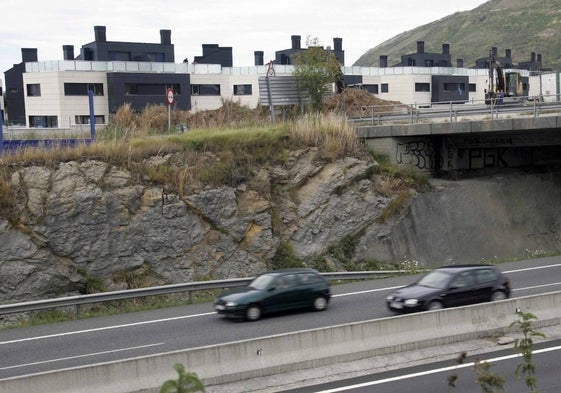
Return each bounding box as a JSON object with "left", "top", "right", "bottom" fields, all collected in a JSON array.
[
  {"left": 509, "top": 309, "right": 545, "bottom": 393},
  {"left": 293, "top": 36, "right": 343, "bottom": 112},
  {"left": 160, "top": 363, "right": 205, "bottom": 393}
]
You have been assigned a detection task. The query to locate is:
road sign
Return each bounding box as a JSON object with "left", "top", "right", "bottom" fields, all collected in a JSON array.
[{"left": 166, "top": 88, "right": 174, "bottom": 106}]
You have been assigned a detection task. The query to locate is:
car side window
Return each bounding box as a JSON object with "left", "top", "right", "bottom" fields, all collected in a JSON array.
[
  {"left": 451, "top": 271, "right": 475, "bottom": 288},
  {"left": 299, "top": 272, "right": 321, "bottom": 284},
  {"left": 277, "top": 274, "right": 297, "bottom": 289},
  {"left": 475, "top": 269, "right": 498, "bottom": 284}
]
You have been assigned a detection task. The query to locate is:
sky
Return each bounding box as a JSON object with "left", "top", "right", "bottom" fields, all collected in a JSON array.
[{"left": 0, "top": 0, "right": 489, "bottom": 86}]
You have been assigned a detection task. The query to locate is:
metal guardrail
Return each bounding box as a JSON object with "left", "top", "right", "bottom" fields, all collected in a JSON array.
[
  {"left": 0, "top": 270, "right": 416, "bottom": 317},
  {"left": 352, "top": 95, "right": 561, "bottom": 126}
]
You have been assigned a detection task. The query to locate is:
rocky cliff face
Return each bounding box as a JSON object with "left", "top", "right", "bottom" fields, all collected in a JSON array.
[
  {"left": 2, "top": 148, "right": 561, "bottom": 304},
  {"left": 0, "top": 148, "right": 389, "bottom": 303}
]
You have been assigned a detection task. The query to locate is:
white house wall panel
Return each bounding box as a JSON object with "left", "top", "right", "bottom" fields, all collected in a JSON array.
[{"left": 23, "top": 71, "right": 108, "bottom": 128}]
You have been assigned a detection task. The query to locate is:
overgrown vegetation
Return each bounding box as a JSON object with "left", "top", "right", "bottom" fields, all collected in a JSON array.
[
  {"left": 448, "top": 310, "right": 544, "bottom": 392},
  {"left": 160, "top": 363, "right": 205, "bottom": 393},
  {"left": 355, "top": 0, "right": 561, "bottom": 71}
]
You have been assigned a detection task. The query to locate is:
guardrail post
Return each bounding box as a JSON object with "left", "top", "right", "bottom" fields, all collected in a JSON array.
[{"left": 449, "top": 101, "right": 453, "bottom": 122}]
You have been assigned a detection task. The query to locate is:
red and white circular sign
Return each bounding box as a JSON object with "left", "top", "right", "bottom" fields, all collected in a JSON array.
[{"left": 166, "top": 88, "right": 174, "bottom": 105}]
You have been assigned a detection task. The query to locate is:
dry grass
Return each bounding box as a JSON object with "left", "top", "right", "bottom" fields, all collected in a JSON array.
[
  {"left": 290, "top": 113, "right": 362, "bottom": 159},
  {"left": 323, "top": 88, "right": 408, "bottom": 118},
  {"left": 0, "top": 91, "right": 415, "bottom": 215}
]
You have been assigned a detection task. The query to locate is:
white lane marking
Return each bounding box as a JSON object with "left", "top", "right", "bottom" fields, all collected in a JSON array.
[
  {"left": 0, "top": 343, "right": 164, "bottom": 371},
  {"left": 0, "top": 313, "right": 216, "bottom": 345},
  {"left": 505, "top": 262, "right": 561, "bottom": 273},
  {"left": 512, "top": 282, "right": 561, "bottom": 292},
  {"left": 314, "top": 344, "right": 561, "bottom": 392},
  {"left": 333, "top": 286, "right": 403, "bottom": 297},
  {"left": 2, "top": 263, "right": 560, "bottom": 346}
]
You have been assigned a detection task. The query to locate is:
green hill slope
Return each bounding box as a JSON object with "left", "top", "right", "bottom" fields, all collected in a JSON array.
[{"left": 354, "top": 0, "right": 561, "bottom": 70}]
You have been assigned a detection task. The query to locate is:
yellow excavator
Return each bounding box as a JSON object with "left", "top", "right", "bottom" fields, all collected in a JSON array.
[{"left": 485, "top": 52, "right": 524, "bottom": 105}]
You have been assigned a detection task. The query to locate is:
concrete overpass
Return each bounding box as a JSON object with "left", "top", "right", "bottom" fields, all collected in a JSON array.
[{"left": 356, "top": 114, "right": 561, "bottom": 174}]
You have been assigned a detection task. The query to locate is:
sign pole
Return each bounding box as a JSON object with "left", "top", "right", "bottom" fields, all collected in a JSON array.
[{"left": 166, "top": 88, "right": 174, "bottom": 132}]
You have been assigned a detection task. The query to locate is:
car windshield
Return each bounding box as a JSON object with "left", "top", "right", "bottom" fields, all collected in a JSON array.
[
  {"left": 417, "top": 270, "right": 452, "bottom": 289},
  {"left": 249, "top": 274, "right": 275, "bottom": 290}
]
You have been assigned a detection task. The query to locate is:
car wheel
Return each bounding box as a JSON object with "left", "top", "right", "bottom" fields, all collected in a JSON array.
[
  {"left": 491, "top": 291, "right": 507, "bottom": 301},
  {"left": 245, "top": 305, "right": 261, "bottom": 321},
  {"left": 427, "top": 301, "right": 443, "bottom": 311},
  {"left": 313, "top": 296, "right": 328, "bottom": 311}
]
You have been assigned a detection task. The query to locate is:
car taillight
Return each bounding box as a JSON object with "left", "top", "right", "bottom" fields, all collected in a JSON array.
[{"left": 504, "top": 278, "right": 510, "bottom": 290}]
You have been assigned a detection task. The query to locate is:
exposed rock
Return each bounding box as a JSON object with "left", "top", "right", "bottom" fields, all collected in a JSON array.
[{"left": 2, "top": 151, "right": 561, "bottom": 304}]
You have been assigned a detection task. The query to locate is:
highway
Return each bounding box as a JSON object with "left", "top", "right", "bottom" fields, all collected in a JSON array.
[
  {"left": 1, "top": 257, "right": 561, "bottom": 381},
  {"left": 282, "top": 339, "right": 561, "bottom": 392}
]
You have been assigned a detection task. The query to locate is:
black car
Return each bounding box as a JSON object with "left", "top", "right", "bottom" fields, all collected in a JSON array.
[
  {"left": 386, "top": 264, "right": 511, "bottom": 313},
  {"left": 214, "top": 268, "right": 331, "bottom": 321}
]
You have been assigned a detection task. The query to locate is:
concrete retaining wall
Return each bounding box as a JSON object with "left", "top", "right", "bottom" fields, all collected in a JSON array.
[{"left": 2, "top": 292, "right": 560, "bottom": 393}]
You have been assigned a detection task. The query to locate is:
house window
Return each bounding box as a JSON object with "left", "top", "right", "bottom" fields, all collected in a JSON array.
[
  {"left": 364, "top": 85, "right": 379, "bottom": 94},
  {"left": 64, "top": 83, "right": 104, "bottom": 96},
  {"left": 108, "top": 51, "right": 131, "bottom": 61},
  {"left": 424, "top": 60, "right": 434, "bottom": 67},
  {"left": 415, "top": 83, "right": 430, "bottom": 92},
  {"left": 75, "top": 115, "right": 105, "bottom": 125},
  {"left": 443, "top": 83, "right": 466, "bottom": 93},
  {"left": 147, "top": 52, "right": 165, "bottom": 62},
  {"left": 381, "top": 83, "right": 389, "bottom": 93},
  {"left": 469, "top": 84, "right": 476, "bottom": 92},
  {"left": 29, "top": 115, "right": 58, "bottom": 128},
  {"left": 234, "top": 84, "right": 252, "bottom": 95},
  {"left": 125, "top": 84, "right": 180, "bottom": 96},
  {"left": 191, "top": 84, "right": 221, "bottom": 96},
  {"left": 26, "top": 84, "right": 41, "bottom": 97}
]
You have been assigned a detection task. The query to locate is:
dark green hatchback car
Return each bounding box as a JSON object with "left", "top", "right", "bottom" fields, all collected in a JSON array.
[{"left": 214, "top": 268, "right": 331, "bottom": 321}]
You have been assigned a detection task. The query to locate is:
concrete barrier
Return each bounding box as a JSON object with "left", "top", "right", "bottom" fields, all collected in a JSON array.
[{"left": 1, "top": 291, "right": 560, "bottom": 393}]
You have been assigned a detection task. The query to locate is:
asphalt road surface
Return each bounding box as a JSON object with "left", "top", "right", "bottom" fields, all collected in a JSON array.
[{"left": 1, "top": 257, "right": 561, "bottom": 383}]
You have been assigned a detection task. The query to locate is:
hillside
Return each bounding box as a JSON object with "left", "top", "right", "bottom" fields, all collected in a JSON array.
[{"left": 354, "top": 0, "right": 561, "bottom": 70}]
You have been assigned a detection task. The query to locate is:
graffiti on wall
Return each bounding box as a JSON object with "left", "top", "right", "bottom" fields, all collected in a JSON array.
[
  {"left": 468, "top": 148, "right": 509, "bottom": 169},
  {"left": 395, "top": 140, "right": 434, "bottom": 171}
]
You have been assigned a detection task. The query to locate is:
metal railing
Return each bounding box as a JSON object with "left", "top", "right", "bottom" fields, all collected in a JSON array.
[
  {"left": 353, "top": 94, "right": 561, "bottom": 126},
  {"left": 0, "top": 270, "right": 416, "bottom": 317}
]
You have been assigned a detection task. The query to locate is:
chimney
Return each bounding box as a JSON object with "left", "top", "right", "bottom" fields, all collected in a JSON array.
[
  {"left": 531, "top": 52, "right": 536, "bottom": 62},
  {"left": 63, "top": 45, "right": 74, "bottom": 60},
  {"left": 21, "top": 48, "right": 38, "bottom": 62},
  {"left": 492, "top": 47, "right": 498, "bottom": 57},
  {"left": 537, "top": 53, "right": 542, "bottom": 64},
  {"left": 333, "top": 37, "right": 342, "bottom": 51},
  {"left": 442, "top": 43, "right": 450, "bottom": 55},
  {"left": 505, "top": 49, "right": 511, "bottom": 59},
  {"left": 254, "top": 50, "right": 264, "bottom": 66},
  {"left": 417, "top": 41, "right": 424, "bottom": 54},
  {"left": 94, "top": 26, "right": 106, "bottom": 42},
  {"left": 457, "top": 58, "right": 464, "bottom": 68},
  {"left": 379, "top": 55, "right": 388, "bottom": 68},
  {"left": 291, "top": 35, "right": 301, "bottom": 50},
  {"left": 160, "top": 29, "right": 171, "bottom": 45}
]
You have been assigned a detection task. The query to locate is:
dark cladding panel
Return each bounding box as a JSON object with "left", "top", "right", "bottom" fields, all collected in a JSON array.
[
  {"left": 431, "top": 75, "right": 469, "bottom": 103},
  {"left": 107, "top": 72, "right": 190, "bottom": 112}
]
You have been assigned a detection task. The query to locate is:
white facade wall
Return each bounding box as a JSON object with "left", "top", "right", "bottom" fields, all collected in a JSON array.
[
  {"left": 529, "top": 72, "right": 559, "bottom": 101},
  {"left": 23, "top": 71, "right": 108, "bottom": 128},
  {"left": 18, "top": 61, "right": 536, "bottom": 128}
]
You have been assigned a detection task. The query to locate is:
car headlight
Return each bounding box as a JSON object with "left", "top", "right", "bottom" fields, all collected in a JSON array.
[
  {"left": 386, "top": 295, "right": 394, "bottom": 301},
  {"left": 225, "top": 301, "right": 237, "bottom": 307},
  {"left": 404, "top": 299, "right": 419, "bottom": 306}
]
